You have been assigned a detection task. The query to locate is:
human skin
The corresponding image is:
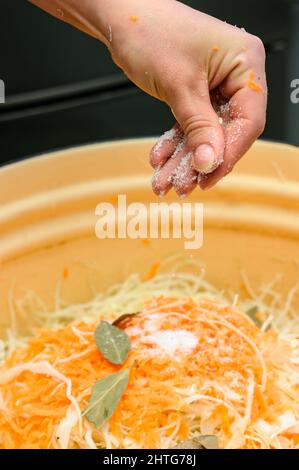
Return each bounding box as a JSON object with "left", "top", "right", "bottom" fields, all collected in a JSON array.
[{"left": 28, "top": 0, "right": 267, "bottom": 195}]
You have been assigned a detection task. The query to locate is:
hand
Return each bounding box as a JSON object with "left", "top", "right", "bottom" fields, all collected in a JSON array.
[
  {"left": 110, "top": 0, "right": 267, "bottom": 195},
  {"left": 29, "top": 0, "right": 267, "bottom": 196}
]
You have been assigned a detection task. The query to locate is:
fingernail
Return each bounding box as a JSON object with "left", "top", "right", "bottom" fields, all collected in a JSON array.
[{"left": 193, "top": 144, "right": 217, "bottom": 174}]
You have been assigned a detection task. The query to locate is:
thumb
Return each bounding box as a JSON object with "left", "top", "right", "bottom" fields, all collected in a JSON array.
[{"left": 170, "top": 89, "right": 225, "bottom": 174}]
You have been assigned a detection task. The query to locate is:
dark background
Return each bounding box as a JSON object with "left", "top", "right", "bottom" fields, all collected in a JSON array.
[{"left": 0, "top": 0, "right": 298, "bottom": 165}]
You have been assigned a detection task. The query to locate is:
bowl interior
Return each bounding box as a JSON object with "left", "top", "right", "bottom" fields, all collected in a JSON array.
[{"left": 0, "top": 139, "right": 298, "bottom": 337}]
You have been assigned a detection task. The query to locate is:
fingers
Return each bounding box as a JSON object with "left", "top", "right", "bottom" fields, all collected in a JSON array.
[
  {"left": 149, "top": 123, "right": 184, "bottom": 169},
  {"left": 200, "top": 37, "right": 267, "bottom": 190},
  {"left": 170, "top": 84, "right": 225, "bottom": 175},
  {"left": 200, "top": 81, "right": 267, "bottom": 190},
  {"left": 151, "top": 80, "right": 226, "bottom": 197},
  {"left": 152, "top": 140, "right": 198, "bottom": 197},
  {"left": 172, "top": 152, "right": 198, "bottom": 197},
  {"left": 151, "top": 78, "right": 267, "bottom": 194},
  {"left": 151, "top": 34, "right": 267, "bottom": 195}
]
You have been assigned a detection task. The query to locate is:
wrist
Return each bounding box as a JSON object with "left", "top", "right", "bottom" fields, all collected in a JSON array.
[
  {"left": 97, "top": 0, "right": 177, "bottom": 46},
  {"left": 101, "top": 0, "right": 178, "bottom": 69}
]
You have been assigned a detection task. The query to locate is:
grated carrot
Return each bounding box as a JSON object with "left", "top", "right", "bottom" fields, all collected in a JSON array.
[
  {"left": 1, "top": 294, "right": 299, "bottom": 449},
  {"left": 143, "top": 262, "right": 160, "bottom": 281},
  {"left": 63, "top": 267, "right": 70, "bottom": 279},
  {"left": 247, "top": 70, "right": 264, "bottom": 93}
]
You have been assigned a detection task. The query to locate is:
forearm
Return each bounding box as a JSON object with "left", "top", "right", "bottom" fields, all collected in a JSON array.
[
  {"left": 29, "top": 0, "right": 115, "bottom": 45},
  {"left": 28, "top": 0, "right": 179, "bottom": 94},
  {"left": 28, "top": 0, "right": 171, "bottom": 50}
]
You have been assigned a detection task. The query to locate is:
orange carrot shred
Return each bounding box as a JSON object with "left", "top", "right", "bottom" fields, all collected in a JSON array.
[
  {"left": 0, "top": 295, "right": 296, "bottom": 449},
  {"left": 63, "top": 267, "right": 69, "bottom": 279},
  {"left": 143, "top": 262, "right": 160, "bottom": 281},
  {"left": 247, "top": 70, "right": 264, "bottom": 93}
]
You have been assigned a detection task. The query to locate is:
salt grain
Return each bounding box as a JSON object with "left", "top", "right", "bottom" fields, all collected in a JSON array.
[
  {"left": 227, "top": 119, "right": 243, "bottom": 146},
  {"left": 152, "top": 168, "right": 167, "bottom": 197},
  {"left": 171, "top": 138, "right": 187, "bottom": 159},
  {"left": 151, "top": 167, "right": 161, "bottom": 185},
  {"left": 172, "top": 152, "right": 192, "bottom": 188},
  {"left": 217, "top": 102, "right": 231, "bottom": 123},
  {"left": 145, "top": 329, "right": 198, "bottom": 355},
  {"left": 153, "top": 128, "right": 178, "bottom": 155}
]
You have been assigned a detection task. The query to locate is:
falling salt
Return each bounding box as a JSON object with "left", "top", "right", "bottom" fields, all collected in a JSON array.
[{"left": 146, "top": 329, "right": 198, "bottom": 355}]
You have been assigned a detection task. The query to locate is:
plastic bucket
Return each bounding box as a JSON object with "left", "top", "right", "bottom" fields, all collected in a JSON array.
[{"left": 0, "top": 139, "right": 298, "bottom": 335}]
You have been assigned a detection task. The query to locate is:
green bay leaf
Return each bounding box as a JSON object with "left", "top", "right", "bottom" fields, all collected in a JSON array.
[
  {"left": 95, "top": 320, "right": 131, "bottom": 365},
  {"left": 82, "top": 368, "right": 130, "bottom": 427},
  {"left": 246, "top": 305, "right": 262, "bottom": 328}
]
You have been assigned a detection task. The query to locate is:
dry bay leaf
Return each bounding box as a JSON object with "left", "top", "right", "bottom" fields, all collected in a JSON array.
[
  {"left": 113, "top": 312, "right": 140, "bottom": 328},
  {"left": 173, "top": 435, "right": 219, "bottom": 449},
  {"left": 95, "top": 321, "right": 130, "bottom": 365},
  {"left": 82, "top": 368, "right": 130, "bottom": 427}
]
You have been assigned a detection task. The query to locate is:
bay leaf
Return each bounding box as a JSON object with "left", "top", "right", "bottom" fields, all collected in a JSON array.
[
  {"left": 113, "top": 312, "right": 140, "bottom": 328},
  {"left": 246, "top": 306, "right": 272, "bottom": 331},
  {"left": 82, "top": 368, "right": 130, "bottom": 427},
  {"left": 173, "top": 435, "right": 219, "bottom": 450},
  {"left": 95, "top": 320, "right": 130, "bottom": 365},
  {"left": 246, "top": 305, "right": 262, "bottom": 328}
]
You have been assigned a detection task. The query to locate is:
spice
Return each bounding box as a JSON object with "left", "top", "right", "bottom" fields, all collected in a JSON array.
[
  {"left": 82, "top": 368, "right": 130, "bottom": 428},
  {"left": 174, "top": 435, "right": 219, "bottom": 449},
  {"left": 113, "top": 312, "right": 140, "bottom": 328},
  {"left": 95, "top": 321, "right": 131, "bottom": 365},
  {"left": 145, "top": 329, "right": 198, "bottom": 355}
]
